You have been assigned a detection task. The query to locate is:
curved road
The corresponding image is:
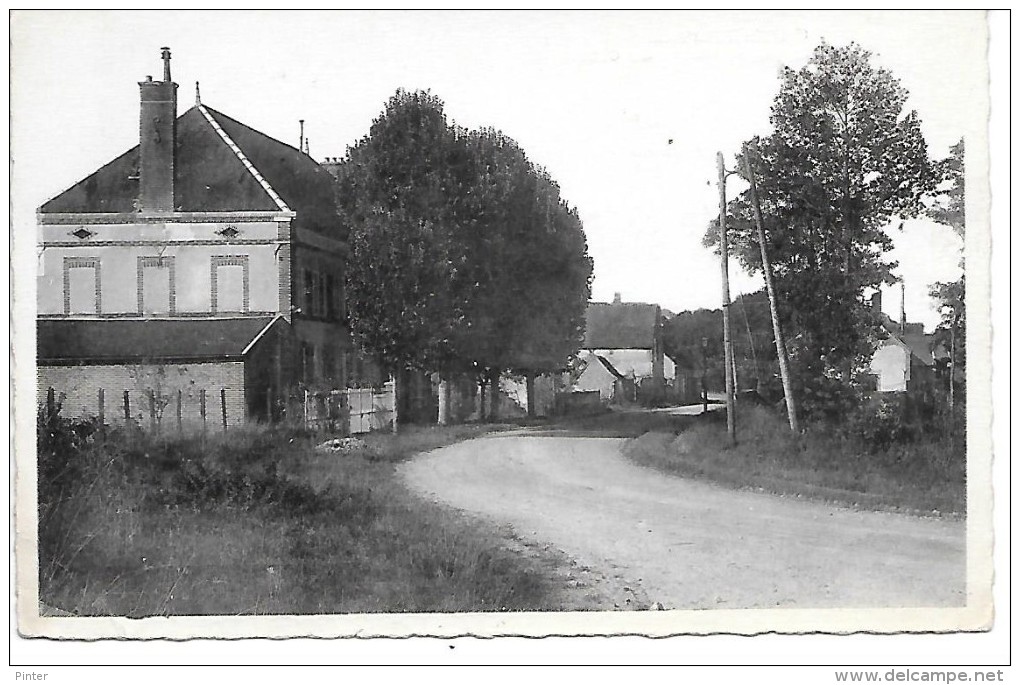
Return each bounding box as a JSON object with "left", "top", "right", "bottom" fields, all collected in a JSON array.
[{"left": 400, "top": 434, "right": 966, "bottom": 610}]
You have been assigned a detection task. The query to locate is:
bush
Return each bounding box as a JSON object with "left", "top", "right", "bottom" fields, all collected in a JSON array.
[
  {"left": 843, "top": 395, "right": 918, "bottom": 452},
  {"left": 37, "top": 411, "right": 555, "bottom": 616},
  {"left": 624, "top": 403, "right": 965, "bottom": 515}
]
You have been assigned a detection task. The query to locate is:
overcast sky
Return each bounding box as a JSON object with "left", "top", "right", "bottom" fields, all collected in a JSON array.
[{"left": 12, "top": 10, "right": 988, "bottom": 330}]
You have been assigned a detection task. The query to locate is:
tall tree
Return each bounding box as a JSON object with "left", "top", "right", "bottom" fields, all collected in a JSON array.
[
  {"left": 337, "top": 92, "right": 592, "bottom": 423},
  {"left": 927, "top": 139, "right": 965, "bottom": 238},
  {"left": 336, "top": 90, "right": 465, "bottom": 374},
  {"left": 448, "top": 129, "right": 592, "bottom": 418},
  {"left": 705, "top": 43, "right": 940, "bottom": 418},
  {"left": 927, "top": 138, "right": 966, "bottom": 408}
]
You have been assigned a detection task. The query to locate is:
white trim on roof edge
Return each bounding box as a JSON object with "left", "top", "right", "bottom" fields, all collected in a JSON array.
[
  {"left": 197, "top": 105, "right": 292, "bottom": 213},
  {"left": 242, "top": 314, "right": 287, "bottom": 356}
]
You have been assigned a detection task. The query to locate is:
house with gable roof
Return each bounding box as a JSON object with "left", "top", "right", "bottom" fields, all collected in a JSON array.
[
  {"left": 867, "top": 290, "right": 940, "bottom": 394},
  {"left": 573, "top": 293, "right": 675, "bottom": 402},
  {"left": 36, "top": 48, "right": 350, "bottom": 426}
]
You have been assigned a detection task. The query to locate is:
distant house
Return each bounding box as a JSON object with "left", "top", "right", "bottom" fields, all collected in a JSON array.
[
  {"left": 573, "top": 293, "right": 674, "bottom": 402},
  {"left": 867, "top": 291, "right": 937, "bottom": 393},
  {"left": 36, "top": 49, "right": 349, "bottom": 427}
]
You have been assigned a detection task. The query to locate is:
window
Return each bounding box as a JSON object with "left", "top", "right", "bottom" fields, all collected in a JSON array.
[
  {"left": 301, "top": 342, "right": 316, "bottom": 384},
  {"left": 63, "top": 257, "right": 100, "bottom": 315},
  {"left": 137, "top": 256, "right": 175, "bottom": 315},
  {"left": 303, "top": 269, "right": 315, "bottom": 316},
  {"left": 317, "top": 272, "right": 327, "bottom": 318},
  {"left": 322, "top": 346, "right": 334, "bottom": 384},
  {"left": 326, "top": 274, "right": 336, "bottom": 320},
  {"left": 211, "top": 255, "right": 249, "bottom": 313}
]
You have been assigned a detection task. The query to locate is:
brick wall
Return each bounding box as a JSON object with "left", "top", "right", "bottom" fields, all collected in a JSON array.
[{"left": 38, "top": 361, "right": 247, "bottom": 429}]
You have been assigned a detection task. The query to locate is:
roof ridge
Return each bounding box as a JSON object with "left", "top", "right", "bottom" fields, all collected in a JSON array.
[{"left": 196, "top": 104, "right": 291, "bottom": 213}]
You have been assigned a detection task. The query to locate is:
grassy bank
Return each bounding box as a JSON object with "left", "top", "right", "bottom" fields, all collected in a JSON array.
[
  {"left": 623, "top": 405, "right": 965, "bottom": 517},
  {"left": 38, "top": 419, "right": 561, "bottom": 616}
]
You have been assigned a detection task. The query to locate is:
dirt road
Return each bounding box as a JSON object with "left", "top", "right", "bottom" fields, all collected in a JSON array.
[{"left": 400, "top": 434, "right": 966, "bottom": 610}]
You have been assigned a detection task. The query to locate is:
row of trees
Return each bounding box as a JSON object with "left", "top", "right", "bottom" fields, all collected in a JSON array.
[
  {"left": 335, "top": 90, "right": 593, "bottom": 419},
  {"left": 704, "top": 42, "right": 965, "bottom": 421}
]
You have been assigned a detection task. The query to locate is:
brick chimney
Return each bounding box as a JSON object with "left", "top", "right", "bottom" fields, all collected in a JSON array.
[
  {"left": 613, "top": 292, "right": 622, "bottom": 305},
  {"left": 138, "top": 47, "right": 178, "bottom": 213}
]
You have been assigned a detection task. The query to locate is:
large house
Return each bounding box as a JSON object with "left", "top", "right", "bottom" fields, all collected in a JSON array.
[
  {"left": 36, "top": 49, "right": 349, "bottom": 427},
  {"left": 573, "top": 293, "right": 674, "bottom": 402}
]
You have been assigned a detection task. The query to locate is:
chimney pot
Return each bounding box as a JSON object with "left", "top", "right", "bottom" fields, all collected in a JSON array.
[{"left": 161, "top": 47, "right": 172, "bottom": 82}]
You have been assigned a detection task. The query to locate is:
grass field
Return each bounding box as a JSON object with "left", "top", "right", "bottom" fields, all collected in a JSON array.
[
  {"left": 37, "top": 419, "right": 569, "bottom": 616},
  {"left": 621, "top": 405, "right": 965, "bottom": 517}
]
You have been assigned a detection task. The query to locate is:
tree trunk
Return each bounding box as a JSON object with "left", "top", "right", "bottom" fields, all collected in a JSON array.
[
  {"left": 392, "top": 371, "right": 401, "bottom": 434},
  {"left": 948, "top": 320, "right": 957, "bottom": 411},
  {"left": 478, "top": 378, "right": 487, "bottom": 423},
  {"left": 526, "top": 372, "right": 536, "bottom": 418},
  {"left": 438, "top": 378, "right": 450, "bottom": 426},
  {"left": 487, "top": 368, "right": 501, "bottom": 422}
]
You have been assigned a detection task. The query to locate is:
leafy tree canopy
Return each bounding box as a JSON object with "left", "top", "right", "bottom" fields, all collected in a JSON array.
[
  {"left": 703, "top": 43, "right": 941, "bottom": 415},
  {"left": 336, "top": 90, "right": 592, "bottom": 382}
]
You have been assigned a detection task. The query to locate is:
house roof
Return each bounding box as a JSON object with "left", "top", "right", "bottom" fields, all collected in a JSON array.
[
  {"left": 877, "top": 315, "right": 934, "bottom": 366},
  {"left": 37, "top": 317, "right": 284, "bottom": 364},
  {"left": 900, "top": 333, "right": 934, "bottom": 366},
  {"left": 595, "top": 354, "right": 625, "bottom": 379},
  {"left": 39, "top": 105, "right": 343, "bottom": 237},
  {"left": 582, "top": 301, "right": 660, "bottom": 349}
]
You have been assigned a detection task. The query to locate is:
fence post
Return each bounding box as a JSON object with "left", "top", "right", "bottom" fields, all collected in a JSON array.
[
  {"left": 200, "top": 389, "right": 207, "bottom": 430},
  {"left": 123, "top": 390, "right": 131, "bottom": 423},
  {"left": 176, "top": 390, "right": 183, "bottom": 432},
  {"left": 46, "top": 387, "right": 55, "bottom": 420},
  {"left": 303, "top": 389, "right": 309, "bottom": 431},
  {"left": 148, "top": 390, "right": 156, "bottom": 431},
  {"left": 220, "top": 388, "right": 228, "bottom": 431},
  {"left": 98, "top": 388, "right": 105, "bottom": 428}
]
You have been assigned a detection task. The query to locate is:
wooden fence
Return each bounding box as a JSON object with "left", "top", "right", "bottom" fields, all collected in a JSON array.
[
  {"left": 41, "top": 386, "right": 239, "bottom": 431},
  {"left": 41, "top": 381, "right": 397, "bottom": 436}
]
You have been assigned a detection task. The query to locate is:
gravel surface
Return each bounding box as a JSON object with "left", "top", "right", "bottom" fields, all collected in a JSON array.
[{"left": 400, "top": 434, "right": 966, "bottom": 610}]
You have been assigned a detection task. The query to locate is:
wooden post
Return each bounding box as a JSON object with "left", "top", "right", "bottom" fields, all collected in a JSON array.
[
  {"left": 220, "top": 388, "right": 228, "bottom": 431},
  {"left": 717, "top": 151, "right": 736, "bottom": 445},
  {"left": 97, "top": 388, "right": 105, "bottom": 427},
  {"left": 46, "top": 387, "right": 55, "bottom": 420},
  {"left": 176, "top": 390, "right": 183, "bottom": 432},
  {"left": 526, "top": 372, "right": 536, "bottom": 419},
  {"left": 743, "top": 149, "right": 800, "bottom": 433},
  {"left": 123, "top": 390, "right": 131, "bottom": 423},
  {"left": 200, "top": 389, "right": 207, "bottom": 430},
  {"left": 148, "top": 390, "right": 156, "bottom": 431}
]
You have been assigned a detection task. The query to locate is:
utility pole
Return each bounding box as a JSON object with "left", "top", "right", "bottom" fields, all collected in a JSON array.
[
  {"left": 743, "top": 149, "right": 800, "bottom": 434},
  {"left": 717, "top": 152, "right": 737, "bottom": 445}
]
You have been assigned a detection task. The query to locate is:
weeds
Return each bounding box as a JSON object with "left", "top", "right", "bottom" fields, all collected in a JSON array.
[
  {"left": 38, "top": 418, "right": 551, "bottom": 616},
  {"left": 623, "top": 405, "right": 965, "bottom": 516}
]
